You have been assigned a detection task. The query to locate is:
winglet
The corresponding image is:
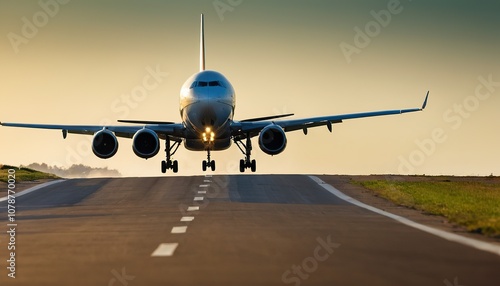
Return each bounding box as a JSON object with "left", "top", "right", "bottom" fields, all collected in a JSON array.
[
  {"left": 200, "top": 14, "right": 205, "bottom": 71},
  {"left": 421, "top": 91, "right": 429, "bottom": 110}
]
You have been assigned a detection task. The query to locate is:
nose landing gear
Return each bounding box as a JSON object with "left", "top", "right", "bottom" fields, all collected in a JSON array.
[{"left": 202, "top": 148, "right": 216, "bottom": 171}]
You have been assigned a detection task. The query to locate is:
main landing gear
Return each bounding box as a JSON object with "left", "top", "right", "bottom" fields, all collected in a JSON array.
[
  {"left": 234, "top": 134, "right": 256, "bottom": 173},
  {"left": 202, "top": 148, "right": 216, "bottom": 171},
  {"left": 161, "top": 139, "right": 180, "bottom": 173}
]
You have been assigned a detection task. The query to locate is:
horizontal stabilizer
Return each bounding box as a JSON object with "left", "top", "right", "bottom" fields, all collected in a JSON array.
[
  {"left": 118, "top": 120, "right": 175, "bottom": 125},
  {"left": 240, "top": 113, "right": 295, "bottom": 122}
]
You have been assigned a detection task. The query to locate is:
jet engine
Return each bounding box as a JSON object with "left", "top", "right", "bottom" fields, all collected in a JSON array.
[
  {"left": 258, "top": 124, "right": 287, "bottom": 155},
  {"left": 132, "top": 128, "right": 160, "bottom": 159},
  {"left": 92, "top": 129, "right": 119, "bottom": 159}
]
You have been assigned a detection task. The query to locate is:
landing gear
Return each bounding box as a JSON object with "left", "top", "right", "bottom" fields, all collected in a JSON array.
[
  {"left": 234, "top": 134, "right": 257, "bottom": 173},
  {"left": 239, "top": 159, "right": 256, "bottom": 173},
  {"left": 161, "top": 138, "right": 180, "bottom": 173},
  {"left": 202, "top": 148, "right": 216, "bottom": 171},
  {"left": 162, "top": 159, "right": 178, "bottom": 173}
]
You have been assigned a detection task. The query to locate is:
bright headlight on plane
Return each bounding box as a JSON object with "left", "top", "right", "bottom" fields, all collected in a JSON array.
[{"left": 202, "top": 129, "right": 215, "bottom": 142}]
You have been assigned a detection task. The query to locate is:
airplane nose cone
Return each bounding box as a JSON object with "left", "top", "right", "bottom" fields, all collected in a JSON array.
[
  {"left": 200, "top": 104, "right": 217, "bottom": 127},
  {"left": 186, "top": 101, "right": 218, "bottom": 133}
]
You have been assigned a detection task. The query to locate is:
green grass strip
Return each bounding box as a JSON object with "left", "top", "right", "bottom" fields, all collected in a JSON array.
[
  {"left": 356, "top": 179, "right": 500, "bottom": 238},
  {"left": 1, "top": 164, "right": 59, "bottom": 183}
]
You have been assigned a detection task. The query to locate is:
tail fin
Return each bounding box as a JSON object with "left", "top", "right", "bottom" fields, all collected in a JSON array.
[{"left": 200, "top": 14, "right": 205, "bottom": 71}]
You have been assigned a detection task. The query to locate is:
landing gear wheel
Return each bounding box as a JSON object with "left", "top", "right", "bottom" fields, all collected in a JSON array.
[
  {"left": 172, "top": 160, "right": 178, "bottom": 173},
  {"left": 251, "top": 159, "right": 256, "bottom": 172},
  {"left": 240, "top": 159, "right": 245, "bottom": 173},
  {"left": 202, "top": 160, "right": 215, "bottom": 172},
  {"left": 162, "top": 159, "right": 178, "bottom": 173},
  {"left": 161, "top": 160, "right": 167, "bottom": 173}
]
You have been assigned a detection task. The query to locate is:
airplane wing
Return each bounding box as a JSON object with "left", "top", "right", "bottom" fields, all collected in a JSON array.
[
  {"left": 0, "top": 122, "right": 185, "bottom": 139},
  {"left": 232, "top": 92, "right": 428, "bottom": 136}
]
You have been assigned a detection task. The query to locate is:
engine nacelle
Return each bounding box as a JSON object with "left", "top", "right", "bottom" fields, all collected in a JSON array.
[
  {"left": 259, "top": 124, "right": 287, "bottom": 155},
  {"left": 92, "top": 129, "right": 118, "bottom": 159},
  {"left": 132, "top": 128, "right": 160, "bottom": 159}
]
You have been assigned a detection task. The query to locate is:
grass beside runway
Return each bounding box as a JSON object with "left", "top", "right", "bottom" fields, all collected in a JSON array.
[
  {"left": 0, "top": 164, "right": 59, "bottom": 183},
  {"left": 355, "top": 177, "right": 500, "bottom": 238}
]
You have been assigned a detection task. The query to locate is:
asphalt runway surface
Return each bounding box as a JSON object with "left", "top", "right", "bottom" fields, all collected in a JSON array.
[{"left": 0, "top": 175, "right": 499, "bottom": 285}]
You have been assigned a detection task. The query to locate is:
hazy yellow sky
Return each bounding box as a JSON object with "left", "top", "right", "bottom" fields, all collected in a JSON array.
[{"left": 1, "top": 0, "right": 499, "bottom": 176}]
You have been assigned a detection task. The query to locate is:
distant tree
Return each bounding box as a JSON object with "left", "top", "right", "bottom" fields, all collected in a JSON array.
[{"left": 25, "top": 163, "right": 121, "bottom": 178}]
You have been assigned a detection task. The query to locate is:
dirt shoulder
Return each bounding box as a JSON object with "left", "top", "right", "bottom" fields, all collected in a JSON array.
[{"left": 318, "top": 175, "right": 500, "bottom": 244}]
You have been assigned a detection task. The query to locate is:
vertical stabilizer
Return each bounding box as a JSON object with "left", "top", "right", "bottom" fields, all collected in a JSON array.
[{"left": 200, "top": 14, "right": 205, "bottom": 71}]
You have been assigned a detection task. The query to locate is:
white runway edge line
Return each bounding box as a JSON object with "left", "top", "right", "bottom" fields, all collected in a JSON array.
[
  {"left": 151, "top": 243, "right": 178, "bottom": 257},
  {"left": 0, "top": 179, "right": 65, "bottom": 202},
  {"left": 309, "top": 176, "right": 500, "bottom": 257}
]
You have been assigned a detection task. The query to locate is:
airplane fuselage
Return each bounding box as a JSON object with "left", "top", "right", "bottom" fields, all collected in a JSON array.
[{"left": 180, "top": 70, "right": 236, "bottom": 151}]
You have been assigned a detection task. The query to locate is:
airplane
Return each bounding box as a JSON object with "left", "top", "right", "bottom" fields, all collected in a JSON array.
[{"left": 1, "top": 14, "right": 428, "bottom": 174}]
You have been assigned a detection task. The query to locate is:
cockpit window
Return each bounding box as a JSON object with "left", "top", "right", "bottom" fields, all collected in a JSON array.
[{"left": 190, "top": 81, "right": 225, "bottom": 89}]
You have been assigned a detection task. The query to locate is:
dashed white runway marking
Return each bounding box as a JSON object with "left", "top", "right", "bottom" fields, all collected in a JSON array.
[
  {"left": 151, "top": 243, "right": 178, "bottom": 257},
  {"left": 152, "top": 178, "right": 212, "bottom": 258},
  {"left": 171, "top": 226, "right": 188, "bottom": 234},
  {"left": 180, "top": 216, "right": 195, "bottom": 222}
]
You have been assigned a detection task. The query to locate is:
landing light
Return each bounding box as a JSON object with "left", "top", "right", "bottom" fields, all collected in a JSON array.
[{"left": 202, "top": 129, "right": 215, "bottom": 142}]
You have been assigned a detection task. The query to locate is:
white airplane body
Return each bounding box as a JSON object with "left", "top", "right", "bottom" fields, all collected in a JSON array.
[{"left": 1, "top": 14, "right": 428, "bottom": 173}]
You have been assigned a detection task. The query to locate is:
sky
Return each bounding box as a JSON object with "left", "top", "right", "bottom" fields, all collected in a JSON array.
[{"left": 1, "top": 0, "right": 499, "bottom": 177}]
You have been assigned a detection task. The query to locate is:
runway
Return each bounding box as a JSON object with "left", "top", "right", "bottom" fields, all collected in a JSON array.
[{"left": 1, "top": 175, "right": 499, "bottom": 285}]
